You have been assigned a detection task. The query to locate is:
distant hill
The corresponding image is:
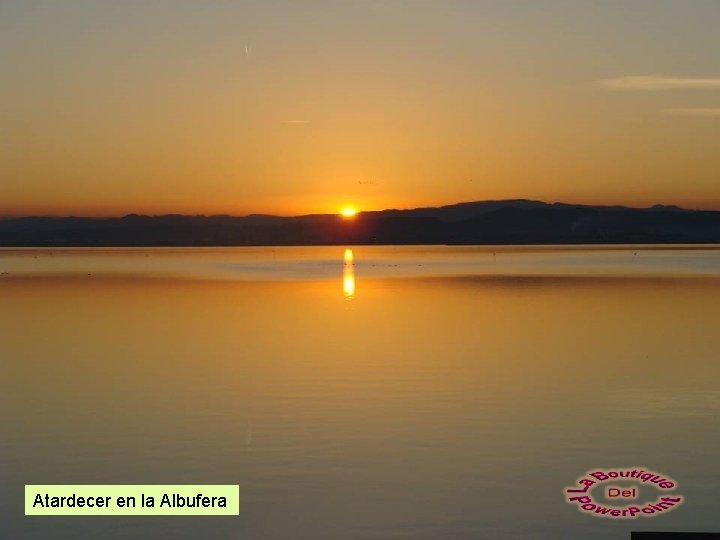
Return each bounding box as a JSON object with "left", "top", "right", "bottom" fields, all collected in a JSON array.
[{"left": 1, "top": 199, "right": 720, "bottom": 246}]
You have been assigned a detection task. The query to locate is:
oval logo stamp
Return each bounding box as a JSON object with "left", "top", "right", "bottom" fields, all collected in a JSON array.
[{"left": 563, "top": 467, "right": 684, "bottom": 519}]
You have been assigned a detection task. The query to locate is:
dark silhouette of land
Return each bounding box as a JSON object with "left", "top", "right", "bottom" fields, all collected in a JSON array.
[{"left": 2, "top": 199, "right": 720, "bottom": 246}]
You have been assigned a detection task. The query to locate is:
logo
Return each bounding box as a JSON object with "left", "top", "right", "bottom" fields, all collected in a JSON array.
[{"left": 564, "top": 467, "right": 684, "bottom": 519}]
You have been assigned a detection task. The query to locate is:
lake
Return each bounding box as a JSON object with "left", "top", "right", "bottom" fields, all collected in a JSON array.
[{"left": 2, "top": 245, "right": 720, "bottom": 539}]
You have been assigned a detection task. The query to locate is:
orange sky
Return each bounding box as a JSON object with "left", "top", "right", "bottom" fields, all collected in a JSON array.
[{"left": 1, "top": 1, "right": 719, "bottom": 217}]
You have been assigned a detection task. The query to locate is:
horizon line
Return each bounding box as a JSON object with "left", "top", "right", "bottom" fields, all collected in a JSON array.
[{"left": 0, "top": 198, "right": 711, "bottom": 220}]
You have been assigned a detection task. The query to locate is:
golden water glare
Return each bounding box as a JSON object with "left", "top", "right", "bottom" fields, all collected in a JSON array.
[{"left": 343, "top": 248, "right": 355, "bottom": 298}]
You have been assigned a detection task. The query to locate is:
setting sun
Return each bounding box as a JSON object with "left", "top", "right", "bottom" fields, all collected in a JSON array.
[{"left": 340, "top": 207, "right": 358, "bottom": 219}]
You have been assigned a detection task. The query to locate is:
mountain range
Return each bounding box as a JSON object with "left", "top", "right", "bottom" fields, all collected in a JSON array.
[{"left": 1, "top": 199, "right": 719, "bottom": 246}]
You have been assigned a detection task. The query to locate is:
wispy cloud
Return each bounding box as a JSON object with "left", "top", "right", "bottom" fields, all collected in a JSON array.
[
  {"left": 666, "top": 108, "right": 720, "bottom": 117},
  {"left": 600, "top": 75, "right": 720, "bottom": 91}
]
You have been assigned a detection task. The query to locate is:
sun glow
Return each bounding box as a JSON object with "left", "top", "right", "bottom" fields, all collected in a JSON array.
[{"left": 340, "top": 207, "right": 358, "bottom": 218}]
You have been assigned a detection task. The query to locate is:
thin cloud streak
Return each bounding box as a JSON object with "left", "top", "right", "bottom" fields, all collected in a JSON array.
[
  {"left": 666, "top": 108, "right": 720, "bottom": 117},
  {"left": 600, "top": 75, "right": 720, "bottom": 91}
]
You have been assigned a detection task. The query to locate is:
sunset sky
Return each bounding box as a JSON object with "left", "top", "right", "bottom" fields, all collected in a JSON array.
[{"left": 1, "top": 0, "right": 719, "bottom": 217}]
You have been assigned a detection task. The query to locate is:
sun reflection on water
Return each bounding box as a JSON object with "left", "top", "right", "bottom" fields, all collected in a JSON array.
[{"left": 343, "top": 248, "right": 355, "bottom": 298}]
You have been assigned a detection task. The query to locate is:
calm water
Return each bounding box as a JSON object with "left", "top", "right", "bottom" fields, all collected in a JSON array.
[{"left": 2, "top": 246, "right": 720, "bottom": 539}]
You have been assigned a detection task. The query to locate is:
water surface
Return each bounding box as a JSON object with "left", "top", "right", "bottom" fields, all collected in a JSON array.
[{"left": 2, "top": 246, "right": 720, "bottom": 539}]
